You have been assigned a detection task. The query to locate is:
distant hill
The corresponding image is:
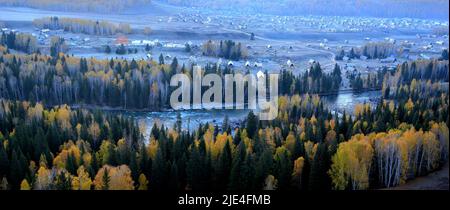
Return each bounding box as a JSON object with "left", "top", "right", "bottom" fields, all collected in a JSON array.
[
  {"left": 0, "top": 0, "right": 152, "bottom": 13},
  {"left": 159, "top": 0, "right": 449, "bottom": 20}
]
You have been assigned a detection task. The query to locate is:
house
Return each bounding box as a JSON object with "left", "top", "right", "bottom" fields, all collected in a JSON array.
[
  {"left": 422, "top": 45, "right": 433, "bottom": 50},
  {"left": 287, "top": 60, "right": 294, "bottom": 67},
  {"left": 257, "top": 71, "right": 265, "bottom": 79},
  {"left": 245, "top": 61, "right": 251, "bottom": 67},
  {"left": 254, "top": 62, "right": 263, "bottom": 68}
]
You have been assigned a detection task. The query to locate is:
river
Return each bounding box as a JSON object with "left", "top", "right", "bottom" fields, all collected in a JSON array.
[{"left": 98, "top": 90, "right": 381, "bottom": 140}]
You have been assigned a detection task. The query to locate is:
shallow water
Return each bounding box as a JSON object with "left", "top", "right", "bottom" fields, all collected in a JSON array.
[
  {"left": 323, "top": 90, "right": 382, "bottom": 115},
  {"left": 106, "top": 108, "right": 250, "bottom": 139},
  {"left": 104, "top": 90, "right": 382, "bottom": 140}
]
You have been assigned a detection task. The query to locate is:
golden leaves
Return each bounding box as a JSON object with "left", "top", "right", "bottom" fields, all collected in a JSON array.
[
  {"left": 94, "top": 165, "right": 134, "bottom": 190},
  {"left": 329, "top": 136, "right": 373, "bottom": 190},
  {"left": 20, "top": 179, "right": 31, "bottom": 190},
  {"left": 72, "top": 166, "right": 92, "bottom": 190}
]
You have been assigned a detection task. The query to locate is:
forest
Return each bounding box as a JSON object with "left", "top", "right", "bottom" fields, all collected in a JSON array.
[
  {"left": 336, "top": 42, "right": 398, "bottom": 60},
  {"left": 279, "top": 63, "right": 342, "bottom": 94},
  {"left": 0, "top": 0, "right": 152, "bottom": 13},
  {"left": 1, "top": 32, "right": 38, "bottom": 54},
  {"left": 0, "top": 43, "right": 353, "bottom": 110},
  {"left": 33, "top": 17, "right": 133, "bottom": 36},
  {"left": 202, "top": 40, "right": 249, "bottom": 61},
  {"left": 0, "top": 38, "right": 448, "bottom": 189}
]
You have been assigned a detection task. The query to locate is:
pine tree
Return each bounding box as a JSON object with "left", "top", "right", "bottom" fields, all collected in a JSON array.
[
  {"left": 159, "top": 53, "right": 165, "bottom": 65},
  {"left": 9, "top": 149, "right": 26, "bottom": 189},
  {"left": 254, "top": 149, "right": 273, "bottom": 190},
  {"left": 168, "top": 161, "right": 179, "bottom": 190},
  {"left": 186, "top": 144, "right": 209, "bottom": 190},
  {"left": 228, "top": 141, "right": 246, "bottom": 190},
  {"left": 128, "top": 151, "right": 139, "bottom": 183},
  {"left": 55, "top": 171, "right": 72, "bottom": 190},
  {"left": 273, "top": 147, "right": 292, "bottom": 190},
  {"left": 0, "top": 143, "right": 9, "bottom": 177},
  {"left": 246, "top": 111, "right": 258, "bottom": 139},
  {"left": 150, "top": 147, "right": 166, "bottom": 190},
  {"left": 215, "top": 140, "right": 231, "bottom": 190},
  {"left": 308, "top": 143, "right": 331, "bottom": 190},
  {"left": 139, "top": 146, "right": 151, "bottom": 179},
  {"left": 66, "top": 153, "right": 77, "bottom": 175},
  {"left": 101, "top": 168, "right": 110, "bottom": 190}
]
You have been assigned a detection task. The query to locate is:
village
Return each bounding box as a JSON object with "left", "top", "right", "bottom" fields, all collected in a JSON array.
[
  {"left": 0, "top": 0, "right": 449, "bottom": 193},
  {"left": 0, "top": 2, "right": 448, "bottom": 90}
]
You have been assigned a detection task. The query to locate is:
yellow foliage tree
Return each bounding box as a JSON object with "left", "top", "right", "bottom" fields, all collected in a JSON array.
[
  {"left": 329, "top": 136, "right": 373, "bottom": 190},
  {"left": 137, "top": 174, "right": 148, "bottom": 190},
  {"left": 94, "top": 165, "right": 134, "bottom": 190},
  {"left": 291, "top": 157, "right": 305, "bottom": 189},
  {"left": 34, "top": 166, "right": 52, "bottom": 190},
  {"left": 72, "top": 166, "right": 92, "bottom": 190},
  {"left": 20, "top": 179, "right": 31, "bottom": 190}
]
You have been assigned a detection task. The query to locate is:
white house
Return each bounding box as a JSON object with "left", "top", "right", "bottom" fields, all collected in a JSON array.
[
  {"left": 245, "top": 61, "right": 251, "bottom": 67},
  {"left": 254, "top": 62, "right": 263, "bottom": 68},
  {"left": 287, "top": 60, "right": 294, "bottom": 67}
]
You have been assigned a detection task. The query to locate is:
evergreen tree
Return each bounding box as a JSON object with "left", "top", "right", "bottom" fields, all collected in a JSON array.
[
  {"left": 150, "top": 147, "right": 166, "bottom": 190},
  {"left": 101, "top": 168, "right": 110, "bottom": 190},
  {"left": 246, "top": 111, "right": 258, "bottom": 139},
  {"left": 159, "top": 53, "right": 165, "bottom": 65},
  {"left": 228, "top": 141, "right": 247, "bottom": 190},
  {"left": 273, "top": 147, "right": 292, "bottom": 190},
  {"left": 215, "top": 140, "right": 231, "bottom": 190},
  {"left": 9, "top": 149, "right": 26, "bottom": 189},
  {"left": 0, "top": 143, "right": 9, "bottom": 177},
  {"left": 55, "top": 171, "right": 71, "bottom": 190},
  {"left": 308, "top": 143, "right": 331, "bottom": 190},
  {"left": 168, "top": 161, "right": 180, "bottom": 190}
]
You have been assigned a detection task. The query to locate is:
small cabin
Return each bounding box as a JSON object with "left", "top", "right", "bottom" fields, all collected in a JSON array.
[
  {"left": 254, "top": 62, "right": 263, "bottom": 68},
  {"left": 287, "top": 60, "right": 294, "bottom": 67},
  {"left": 245, "top": 61, "right": 251, "bottom": 67}
]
